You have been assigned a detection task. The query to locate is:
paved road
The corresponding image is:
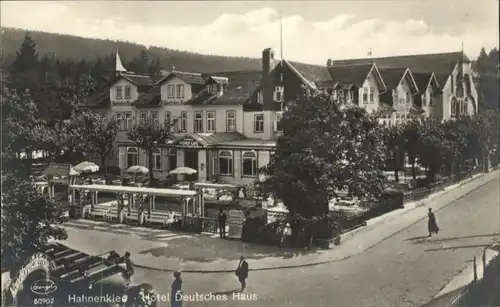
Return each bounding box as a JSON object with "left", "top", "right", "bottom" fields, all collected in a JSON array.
[{"left": 127, "top": 177, "right": 500, "bottom": 307}]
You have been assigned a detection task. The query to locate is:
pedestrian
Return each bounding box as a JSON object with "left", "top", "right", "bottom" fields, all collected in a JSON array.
[
  {"left": 123, "top": 252, "right": 135, "bottom": 281},
  {"left": 235, "top": 256, "right": 249, "bottom": 292},
  {"left": 281, "top": 223, "right": 291, "bottom": 248},
  {"left": 217, "top": 209, "right": 227, "bottom": 239},
  {"left": 171, "top": 271, "right": 182, "bottom": 307},
  {"left": 428, "top": 208, "right": 440, "bottom": 237}
]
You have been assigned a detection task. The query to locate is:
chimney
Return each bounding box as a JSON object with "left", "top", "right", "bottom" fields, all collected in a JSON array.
[{"left": 262, "top": 48, "right": 276, "bottom": 110}]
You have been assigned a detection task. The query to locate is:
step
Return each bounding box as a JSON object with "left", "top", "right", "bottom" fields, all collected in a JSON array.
[
  {"left": 54, "top": 252, "right": 89, "bottom": 266},
  {"left": 52, "top": 257, "right": 103, "bottom": 277}
]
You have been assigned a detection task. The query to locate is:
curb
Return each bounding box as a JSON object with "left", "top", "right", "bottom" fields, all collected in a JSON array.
[
  {"left": 79, "top": 171, "right": 499, "bottom": 274},
  {"left": 434, "top": 245, "right": 500, "bottom": 300}
]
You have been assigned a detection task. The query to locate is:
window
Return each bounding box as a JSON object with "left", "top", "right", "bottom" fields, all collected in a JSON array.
[
  {"left": 274, "top": 86, "right": 284, "bottom": 102},
  {"left": 206, "top": 111, "right": 216, "bottom": 132},
  {"left": 167, "top": 85, "right": 175, "bottom": 98},
  {"left": 254, "top": 114, "right": 264, "bottom": 133},
  {"left": 429, "top": 96, "right": 433, "bottom": 106},
  {"left": 242, "top": 151, "right": 258, "bottom": 177},
  {"left": 164, "top": 111, "right": 173, "bottom": 131},
  {"left": 127, "top": 147, "right": 138, "bottom": 167},
  {"left": 208, "top": 84, "right": 218, "bottom": 94},
  {"left": 257, "top": 91, "right": 263, "bottom": 104},
  {"left": 399, "top": 98, "right": 405, "bottom": 105},
  {"left": 140, "top": 112, "right": 148, "bottom": 124},
  {"left": 152, "top": 148, "right": 161, "bottom": 170},
  {"left": 124, "top": 86, "right": 131, "bottom": 99},
  {"left": 362, "top": 88, "right": 368, "bottom": 103},
  {"left": 124, "top": 112, "right": 133, "bottom": 130},
  {"left": 275, "top": 113, "right": 283, "bottom": 132},
  {"left": 168, "top": 149, "right": 177, "bottom": 171},
  {"left": 422, "top": 94, "right": 427, "bottom": 106},
  {"left": 226, "top": 111, "right": 236, "bottom": 132},
  {"left": 180, "top": 112, "right": 187, "bottom": 132},
  {"left": 451, "top": 99, "right": 457, "bottom": 115},
  {"left": 194, "top": 111, "right": 203, "bottom": 133},
  {"left": 176, "top": 84, "right": 184, "bottom": 98},
  {"left": 406, "top": 92, "right": 411, "bottom": 105},
  {"left": 115, "top": 113, "right": 123, "bottom": 130},
  {"left": 218, "top": 151, "right": 233, "bottom": 175},
  {"left": 151, "top": 111, "right": 159, "bottom": 127},
  {"left": 369, "top": 87, "right": 374, "bottom": 102},
  {"left": 115, "top": 86, "right": 122, "bottom": 99}
]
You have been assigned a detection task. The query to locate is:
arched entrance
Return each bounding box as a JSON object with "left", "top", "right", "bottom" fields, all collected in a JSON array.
[{"left": 5, "top": 253, "right": 54, "bottom": 307}]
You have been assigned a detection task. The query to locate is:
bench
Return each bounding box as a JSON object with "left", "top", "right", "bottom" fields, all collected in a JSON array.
[
  {"left": 124, "top": 209, "right": 141, "bottom": 224},
  {"left": 88, "top": 206, "right": 110, "bottom": 220},
  {"left": 106, "top": 207, "right": 119, "bottom": 221},
  {"left": 146, "top": 211, "right": 174, "bottom": 227}
]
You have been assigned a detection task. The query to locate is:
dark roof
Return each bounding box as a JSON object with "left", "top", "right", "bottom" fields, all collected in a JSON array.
[
  {"left": 188, "top": 70, "right": 262, "bottom": 105},
  {"left": 330, "top": 52, "right": 468, "bottom": 75},
  {"left": 176, "top": 132, "right": 247, "bottom": 147},
  {"left": 157, "top": 71, "right": 206, "bottom": 85},
  {"left": 287, "top": 62, "right": 332, "bottom": 83},
  {"left": 42, "top": 163, "right": 70, "bottom": 177},
  {"left": 327, "top": 64, "right": 374, "bottom": 87},
  {"left": 378, "top": 68, "right": 408, "bottom": 90},
  {"left": 119, "top": 73, "right": 155, "bottom": 86},
  {"left": 411, "top": 72, "right": 433, "bottom": 92}
]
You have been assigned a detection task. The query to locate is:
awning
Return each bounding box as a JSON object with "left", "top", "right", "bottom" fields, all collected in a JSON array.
[{"left": 173, "top": 132, "right": 247, "bottom": 149}]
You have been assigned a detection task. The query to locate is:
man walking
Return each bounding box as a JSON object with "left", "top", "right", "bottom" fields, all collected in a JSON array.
[
  {"left": 235, "top": 256, "right": 249, "bottom": 292},
  {"left": 217, "top": 209, "right": 227, "bottom": 239}
]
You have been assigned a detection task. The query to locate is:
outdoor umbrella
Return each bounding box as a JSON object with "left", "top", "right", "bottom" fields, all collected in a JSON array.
[
  {"left": 126, "top": 165, "right": 149, "bottom": 175},
  {"left": 73, "top": 161, "right": 100, "bottom": 173},
  {"left": 168, "top": 167, "right": 197, "bottom": 175}
]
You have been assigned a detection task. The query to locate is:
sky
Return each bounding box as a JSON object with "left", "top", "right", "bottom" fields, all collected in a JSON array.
[{"left": 1, "top": 0, "right": 498, "bottom": 65}]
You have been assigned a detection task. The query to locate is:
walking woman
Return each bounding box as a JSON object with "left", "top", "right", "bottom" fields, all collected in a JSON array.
[
  {"left": 428, "top": 208, "right": 440, "bottom": 237},
  {"left": 171, "top": 271, "right": 183, "bottom": 307}
]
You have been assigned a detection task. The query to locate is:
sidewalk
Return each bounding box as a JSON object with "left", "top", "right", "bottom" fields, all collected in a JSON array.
[
  {"left": 62, "top": 169, "right": 498, "bottom": 273},
  {"left": 423, "top": 243, "right": 500, "bottom": 307}
]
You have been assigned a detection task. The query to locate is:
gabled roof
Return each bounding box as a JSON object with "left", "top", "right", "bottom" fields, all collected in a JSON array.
[
  {"left": 378, "top": 67, "right": 419, "bottom": 93},
  {"left": 117, "top": 72, "right": 155, "bottom": 86},
  {"left": 324, "top": 63, "right": 387, "bottom": 93},
  {"left": 329, "top": 52, "right": 468, "bottom": 75},
  {"left": 412, "top": 72, "right": 440, "bottom": 93},
  {"left": 206, "top": 76, "right": 229, "bottom": 85},
  {"left": 156, "top": 70, "right": 206, "bottom": 85},
  {"left": 281, "top": 60, "right": 317, "bottom": 89},
  {"left": 286, "top": 61, "right": 332, "bottom": 83}
]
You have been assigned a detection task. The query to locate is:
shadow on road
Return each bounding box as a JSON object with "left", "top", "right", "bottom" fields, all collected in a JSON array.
[
  {"left": 405, "top": 233, "right": 500, "bottom": 245},
  {"left": 425, "top": 244, "right": 492, "bottom": 252}
]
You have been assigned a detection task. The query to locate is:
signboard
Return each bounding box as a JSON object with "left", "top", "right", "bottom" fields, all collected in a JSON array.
[
  {"left": 9, "top": 253, "right": 54, "bottom": 301},
  {"left": 228, "top": 209, "right": 244, "bottom": 239},
  {"left": 177, "top": 136, "right": 203, "bottom": 149}
]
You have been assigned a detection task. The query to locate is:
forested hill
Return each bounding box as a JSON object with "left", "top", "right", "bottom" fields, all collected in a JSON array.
[{"left": 0, "top": 27, "right": 265, "bottom": 73}]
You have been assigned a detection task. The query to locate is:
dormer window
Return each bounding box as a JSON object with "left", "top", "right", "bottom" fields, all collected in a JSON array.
[
  {"left": 257, "top": 91, "right": 263, "bottom": 104},
  {"left": 422, "top": 94, "right": 427, "bottom": 106},
  {"left": 274, "top": 86, "right": 284, "bottom": 102},
  {"left": 406, "top": 92, "right": 411, "bottom": 105},
  {"left": 208, "top": 84, "right": 218, "bottom": 94}
]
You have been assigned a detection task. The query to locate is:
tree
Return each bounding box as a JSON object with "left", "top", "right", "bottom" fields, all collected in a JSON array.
[
  {"left": 1, "top": 87, "right": 53, "bottom": 174},
  {"left": 380, "top": 124, "right": 404, "bottom": 182},
  {"left": 1, "top": 174, "right": 68, "bottom": 270},
  {"left": 261, "top": 89, "right": 386, "bottom": 238},
  {"left": 8, "top": 32, "right": 39, "bottom": 92},
  {"left": 473, "top": 47, "right": 499, "bottom": 110},
  {"left": 81, "top": 111, "right": 119, "bottom": 182},
  {"left": 401, "top": 120, "right": 422, "bottom": 180},
  {"left": 127, "top": 118, "right": 177, "bottom": 184}
]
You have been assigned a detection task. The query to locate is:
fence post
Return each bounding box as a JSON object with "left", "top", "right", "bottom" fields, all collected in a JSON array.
[
  {"left": 482, "top": 248, "right": 486, "bottom": 274},
  {"left": 473, "top": 256, "right": 478, "bottom": 281}
]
